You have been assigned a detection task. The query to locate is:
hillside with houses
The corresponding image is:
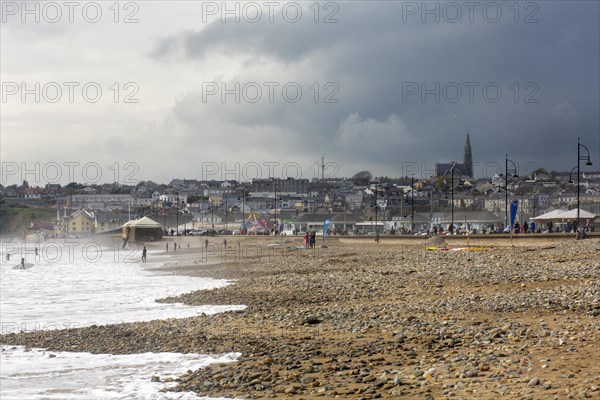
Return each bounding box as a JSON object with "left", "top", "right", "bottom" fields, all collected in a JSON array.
[{"left": 2, "top": 169, "right": 599, "bottom": 238}]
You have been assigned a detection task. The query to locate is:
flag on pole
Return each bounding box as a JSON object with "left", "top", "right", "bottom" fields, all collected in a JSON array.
[
  {"left": 323, "top": 217, "right": 331, "bottom": 243},
  {"left": 510, "top": 199, "right": 519, "bottom": 230},
  {"left": 510, "top": 199, "right": 519, "bottom": 244}
]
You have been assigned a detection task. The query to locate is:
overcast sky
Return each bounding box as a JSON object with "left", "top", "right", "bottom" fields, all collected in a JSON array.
[{"left": 1, "top": 1, "right": 599, "bottom": 185}]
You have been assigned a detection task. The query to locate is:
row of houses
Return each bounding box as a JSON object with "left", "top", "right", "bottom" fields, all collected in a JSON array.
[{"left": 32, "top": 204, "right": 600, "bottom": 237}]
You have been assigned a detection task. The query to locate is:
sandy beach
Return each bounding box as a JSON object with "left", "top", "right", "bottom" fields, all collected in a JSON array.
[{"left": 2, "top": 235, "right": 599, "bottom": 399}]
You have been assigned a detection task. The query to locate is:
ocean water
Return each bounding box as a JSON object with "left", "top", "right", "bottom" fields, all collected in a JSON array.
[
  {"left": 0, "top": 346, "right": 239, "bottom": 400},
  {"left": 0, "top": 241, "right": 242, "bottom": 399}
]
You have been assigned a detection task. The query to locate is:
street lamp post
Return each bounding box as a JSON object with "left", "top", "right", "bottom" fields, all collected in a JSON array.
[
  {"left": 411, "top": 175, "right": 415, "bottom": 233},
  {"left": 375, "top": 182, "right": 378, "bottom": 235},
  {"left": 399, "top": 190, "right": 403, "bottom": 226},
  {"left": 429, "top": 189, "right": 433, "bottom": 231},
  {"left": 505, "top": 155, "right": 519, "bottom": 229},
  {"left": 450, "top": 163, "right": 456, "bottom": 233},
  {"left": 224, "top": 197, "right": 228, "bottom": 231},
  {"left": 577, "top": 138, "right": 593, "bottom": 229},
  {"left": 270, "top": 178, "right": 278, "bottom": 234},
  {"left": 176, "top": 192, "right": 179, "bottom": 235},
  {"left": 520, "top": 188, "right": 524, "bottom": 225},
  {"left": 449, "top": 162, "right": 464, "bottom": 234},
  {"left": 238, "top": 190, "right": 246, "bottom": 234},
  {"left": 211, "top": 203, "right": 215, "bottom": 230}
]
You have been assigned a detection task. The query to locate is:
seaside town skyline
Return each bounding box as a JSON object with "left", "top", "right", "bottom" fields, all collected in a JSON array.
[{"left": 2, "top": 131, "right": 599, "bottom": 237}]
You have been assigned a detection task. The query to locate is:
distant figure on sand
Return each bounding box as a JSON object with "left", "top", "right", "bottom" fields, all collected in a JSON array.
[
  {"left": 142, "top": 246, "right": 147, "bottom": 262},
  {"left": 205, "top": 239, "right": 209, "bottom": 249},
  {"left": 5, "top": 253, "right": 10, "bottom": 262},
  {"left": 165, "top": 243, "right": 168, "bottom": 252},
  {"left": 35, "top": 246, "right": 38, "bottom": 256},
  {"left": 223, "top": 239, "right": 227, "bottom": 248},
  {"left": 375, "top": 233, "right": 380, "bottom": 244},
  {"left": 304, "top": 232, "right": 310, "bottom": 248},
  {"left": 21, "top": 258, "right": 25, "bottom": 269}
]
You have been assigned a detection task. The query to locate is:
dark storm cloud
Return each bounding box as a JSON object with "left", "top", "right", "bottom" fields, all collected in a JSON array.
[{"left": 152, "top": 1, "right": 599, "bottom": 177}]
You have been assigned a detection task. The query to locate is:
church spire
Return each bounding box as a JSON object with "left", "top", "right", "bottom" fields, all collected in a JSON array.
[{"left": 463, "top": 132, "right": 473, "bottom": 177}]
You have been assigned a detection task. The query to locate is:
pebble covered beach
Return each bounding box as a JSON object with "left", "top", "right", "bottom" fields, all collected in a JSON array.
[{"left": 2, "top": 236, "right": 599, "bottom": 399}]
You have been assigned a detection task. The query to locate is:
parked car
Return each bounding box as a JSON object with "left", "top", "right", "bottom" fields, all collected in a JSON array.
[{"left": 200, "top": 229, "right": 217, "bottom": 236}]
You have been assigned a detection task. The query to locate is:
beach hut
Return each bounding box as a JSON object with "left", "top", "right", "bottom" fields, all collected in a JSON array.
[{"left": 122, "top": 216, "right": 163, "bottom": 242}]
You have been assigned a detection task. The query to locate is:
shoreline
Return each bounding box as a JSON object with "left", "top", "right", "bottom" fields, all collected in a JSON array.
[{"left": 1, "top": 237, "right": 599, "bottom": 399}]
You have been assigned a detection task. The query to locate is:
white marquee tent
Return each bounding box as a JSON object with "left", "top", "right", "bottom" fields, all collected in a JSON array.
[{"left": 532, "top": 208, "right": 596, "bottom": 222}]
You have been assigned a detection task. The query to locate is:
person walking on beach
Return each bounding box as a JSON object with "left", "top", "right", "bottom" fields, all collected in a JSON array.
[
  {"left": 375, "top": 232, "right": 380, "bottom": 244},
  {"left": 165, "top": 243, "right": 168, "bottom": 252},
  {"left": 142, "top": 246, "right": 147, "bottom": 262},
  {"left": 223, "top": 238, "right": 227, "bottom": 249},
  {"left": 20, "top": 258, "right": 25, "bottom": 269},
  {"left": 205, "top": 239, "right": 209, "bottom": 249},
  {"left": 174, "top": 242, "right": 177, "bottom": 252},
  {"left": 5, "top": 253, "right": 10, "bottom": 262}
]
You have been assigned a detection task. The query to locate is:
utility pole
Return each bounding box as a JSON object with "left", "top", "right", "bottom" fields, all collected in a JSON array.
[
  {"left": 374, "top": 182, "right": 378, "bottom": 235},
  {"left": 411, "top": 175, "right": 414, "bottom": 233}
]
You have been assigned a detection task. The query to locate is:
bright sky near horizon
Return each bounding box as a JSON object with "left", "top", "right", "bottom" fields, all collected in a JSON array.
[{"left": 1, "top": 1, "right": 599, "bottom": 185}]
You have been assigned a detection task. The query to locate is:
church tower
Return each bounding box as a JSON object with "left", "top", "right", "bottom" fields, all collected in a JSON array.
[{"left": 463, "top": 133, "right": 473, "bottom": 177}]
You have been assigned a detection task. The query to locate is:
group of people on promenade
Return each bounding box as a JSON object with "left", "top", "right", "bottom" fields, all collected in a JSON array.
[
  {"left": 511, "top": 221, "right": 536, "bottom": 234},
  {"left": 303, "top": 231, "right": 317, "bottom": 248}
]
